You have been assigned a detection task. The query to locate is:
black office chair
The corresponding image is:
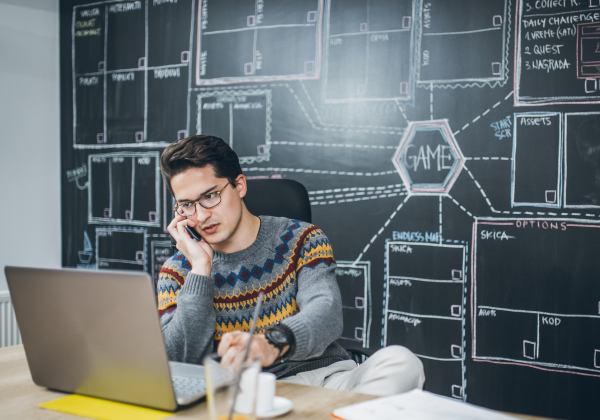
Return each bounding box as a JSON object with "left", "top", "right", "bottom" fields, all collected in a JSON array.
[
  {"left": 245, "top": 178, "right": 374, "bottom": 363},
  {"left": 244, "top": 179, "right": 312, "bottom": 223}
]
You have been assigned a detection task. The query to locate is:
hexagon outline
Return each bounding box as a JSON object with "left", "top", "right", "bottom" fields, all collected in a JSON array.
[{"left": 392, "top": 119, "right": 465, "bottom": 195}]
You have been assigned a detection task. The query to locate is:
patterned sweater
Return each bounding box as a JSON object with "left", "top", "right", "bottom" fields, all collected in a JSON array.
[{"left": 157, "top": 216, "right": 349, "bottom": 378}]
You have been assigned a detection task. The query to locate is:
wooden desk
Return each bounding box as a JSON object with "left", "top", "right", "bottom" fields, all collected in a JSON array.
[{"left": 0, "top": 345, "right": 556, "bottom": 419}]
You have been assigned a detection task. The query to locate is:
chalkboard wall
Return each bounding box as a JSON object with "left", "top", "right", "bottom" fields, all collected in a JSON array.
[{"left": 60, "top": 1, "right": 600, "bottom": 418}]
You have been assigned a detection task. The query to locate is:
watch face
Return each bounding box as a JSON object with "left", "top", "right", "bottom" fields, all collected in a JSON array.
[{"left": 270, "top": 329, "right": 288, "bottom": 344}]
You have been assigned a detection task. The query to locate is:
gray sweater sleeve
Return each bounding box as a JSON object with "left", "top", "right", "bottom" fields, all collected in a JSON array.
[
  {"left": 160, "top": 273, "right": 216, "bottom": 364},
  {"left": 280, "top": 230, "right": 343, "bottom": 360}
]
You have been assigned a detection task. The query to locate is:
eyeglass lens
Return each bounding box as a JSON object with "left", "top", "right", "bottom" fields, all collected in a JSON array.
[{"left": 176, "top": 194, "right": 221, "bottom": 216}]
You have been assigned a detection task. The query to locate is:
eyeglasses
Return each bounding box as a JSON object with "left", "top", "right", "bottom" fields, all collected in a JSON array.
[{"left": 174, "top": 183, "right": 232, "bottom": 216}]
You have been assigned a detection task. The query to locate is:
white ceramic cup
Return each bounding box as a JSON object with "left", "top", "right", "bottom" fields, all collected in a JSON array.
[{"left": 256, "top": 372, "right": 277, "bottom": 415}]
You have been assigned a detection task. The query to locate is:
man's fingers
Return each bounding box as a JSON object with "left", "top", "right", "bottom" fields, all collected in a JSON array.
[
  {"left": 175, "top": 219, "right": 190, "bottom": 235},
  {"left": 167, "top": 215, "right": 186, "bottom": 242},
  {"left": 218, "top": 331, "right": 244, "bottom": 356},
  {"left": 217, "top": 333, "right": 235, "bottom": 356},
  {"left": 221, "top": 346, "right": 240, "bottom": 366},
  {"left": 249, "top": 340, "right": 264, "bottom": 365}
]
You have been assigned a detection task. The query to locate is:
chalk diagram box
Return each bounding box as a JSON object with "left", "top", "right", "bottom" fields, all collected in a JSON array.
[
  {"left": 105, "top": 3, "right": 145, "bottom": 71},
  {"left": 335, "top": 261, "right": 371, "bottom": 349},
  {"left": 385, "top": 242, "right": 466, "bottom": 400},
  {"left": 511, "top": 113, "right": 562, "bottom": 208},
  {"left": 418, "top": 0, "right": 508, "bottom": 85},
  {"left": 387, "top": 277, "right": 464, "bottom": 318},
  {"left": 148, "top": 0, "right": 194, "bottom": 67},
  {"left": 106, "top": 70, "right": 145, "bottom": 145},
  {"left": 473, "top": 219, "right": 600, "bottom": 376},
  {"left": 147, "top": 66, "right": 189, "bottom": 144},
  {"left": 515, "top": 2, "right": 600, "bottom": 105},
  {"left": 95, "top": 227, "right": 146, "bottom": 271},
  {"left": 75, "top": 74, "right": 104, "bottom": 145},
  {"left": 577, "top": 23, "right": 600, "bottom": 80},
  {"left": 324, "top": 0, "right": 416, "bottom": 103},
  {"left": 197, "top": 90, "right": 272, "bottom": 164},
  {"left": 196, "top": 0, "right": 323, "bottom": 85},
  {"left": 73, "top": 6, "right": 105, "bottom": 75},
  {"left": 88, "top": 152, "right": 161, "bottom": 227},
  {"left": 72, "top": 0, "right": 194, "bottom": 149},
  {"left": 565, "top": 112, "right": 600, "bottom": 208},
  {"left": 420, "top": 358, "right": 465, "bottom": 400}
]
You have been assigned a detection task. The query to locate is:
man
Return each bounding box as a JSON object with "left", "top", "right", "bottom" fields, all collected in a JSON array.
[{"left": 157, "top": 135, "right": 424, "bottom": 395}]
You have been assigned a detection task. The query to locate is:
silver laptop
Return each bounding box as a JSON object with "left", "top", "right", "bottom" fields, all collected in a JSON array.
[{"left": 5, "top": 266, "right": 222, "bottom": 411}]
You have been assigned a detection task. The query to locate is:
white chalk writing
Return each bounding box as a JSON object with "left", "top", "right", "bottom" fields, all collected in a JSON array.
[
  {"left": 520, "top": 116, "right": 551, "bottom": 125},
  {"left": 112, "top": 72, "right": 135, "bottom": 82},
  {"left": 256, "top": 50, "right": 262, "bottom": 70},
  {"left": 390, "top": 279, "right": 412, "bottom": 286},
  {"left": 233, "top": 102, "right": 263, "bottom": 110},
  {"left": 490, "top": 116, "right": 512, "bottom": 140},
  {"left": 524, "top": 58, "right": 570, "bottom": 72},
  {"left": 75, "top": 28, "right": 101, "bottom": 37},
  {"left": 542, "top": 316, "right": 561, "bottom": 325},
  {"left": 203, "top": 102, "right": 224, "bottom": 110},
  {"left": 370, "top": 34, "right": 389, "bottom": 42},
  {"left": 390, "top": 244, "right": 413, "bottom": 253},
  {"left": 516, "top": 220, "right": 567, "bottom": 230},
  {"left": 388, "top": 313, "right": 421, "bottom": 326},
  {"left": 200, "top": 51, "right": 207, "bottom": 76},
  {"left": 80, "top": 8, "right": 100, "bottom": 17},
  {"left": 109, "top": 2, "right": 142, "bottom": 13},
  {"left": 217, "top": 96, "right": 247, "bottom": 103},
  {"left": 478, "top": 308, "right": 496, "bottom": 316},
  {"left": 75, "top": 19, "right": 96, "bottom": 29},
  {"left": 79, "top": 76, "right": 99, "bottom": 86},
  {"left": 201, "top": 0, "right": 208, "bottom": 30},
  {"left": 66, "top": 164, "right": 87, "bottom": 182},
  {"left": 404, "top": 144, "right": 453, "bottom": 171},
  {"left": 423, "top": 3, "right": 431, "bottom": 28},
  {"left": 154, "top": 67, "right": 180, "bottom": 79},
  {"left": 335, "top": 268, "right": 363, "bottom": 277},
  {"left": 480, "top": 230, "right": 515, "bottom": 240},
  {"left": 392, "top": 231, "right": 440, "bottom": 243}
]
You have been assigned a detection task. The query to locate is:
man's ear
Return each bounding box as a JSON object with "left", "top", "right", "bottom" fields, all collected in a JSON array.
[{"left": 234, "top": 174, "right": 248, "bottom": 199}]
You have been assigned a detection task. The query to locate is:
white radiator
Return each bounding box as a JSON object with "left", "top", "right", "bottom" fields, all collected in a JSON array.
[{"left": 0, "top": 292, "right": 21, "bottom": 348}]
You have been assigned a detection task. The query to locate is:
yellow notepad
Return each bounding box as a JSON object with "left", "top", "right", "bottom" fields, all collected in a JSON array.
[{"left": 39, "top": 394, "right": 173, "bottom": 420}]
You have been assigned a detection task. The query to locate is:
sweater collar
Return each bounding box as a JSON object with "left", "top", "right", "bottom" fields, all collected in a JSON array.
[{"left": 211, "top": 215, "right": 271, "bottom": 264}]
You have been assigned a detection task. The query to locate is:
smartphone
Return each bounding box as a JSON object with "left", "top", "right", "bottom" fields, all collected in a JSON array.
[{"left": 184, "top": 225, "right": 202, "bottom": 242}]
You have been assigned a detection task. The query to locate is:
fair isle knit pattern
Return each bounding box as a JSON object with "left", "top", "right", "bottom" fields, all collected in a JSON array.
[{"left": 157, "top": 219, "right": 335, "bottom": 343}]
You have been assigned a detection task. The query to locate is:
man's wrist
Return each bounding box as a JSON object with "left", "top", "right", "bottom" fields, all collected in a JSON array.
[
  {"left": 190, "top": 263, "right": 211, "bottom": 277},
  {"left": 265, "top": 323, "right": 296, "bottom": 364}
]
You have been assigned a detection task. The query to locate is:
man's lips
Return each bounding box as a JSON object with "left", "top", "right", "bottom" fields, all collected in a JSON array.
[{"left": 202, "top": 223, "right": 219, "bottom": 234}]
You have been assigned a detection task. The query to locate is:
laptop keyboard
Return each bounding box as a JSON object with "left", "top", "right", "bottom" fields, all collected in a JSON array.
[{"left": 172, "top": 375, "right": 207, "bottom": 398}]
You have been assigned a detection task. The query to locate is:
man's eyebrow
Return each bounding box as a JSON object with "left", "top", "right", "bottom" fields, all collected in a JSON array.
[{"left": 177, "top": 185, "right": 217, "bottom": 203}]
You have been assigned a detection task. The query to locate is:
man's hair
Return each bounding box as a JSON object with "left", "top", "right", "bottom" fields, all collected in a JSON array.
[{"left": 160, "top": 135, "right": 242, "bottom": 193}]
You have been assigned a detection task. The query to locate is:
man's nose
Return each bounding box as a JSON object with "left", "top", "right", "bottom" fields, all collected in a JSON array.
[{"left": 193, "top": 202, "right": 211, "bottom": 224}]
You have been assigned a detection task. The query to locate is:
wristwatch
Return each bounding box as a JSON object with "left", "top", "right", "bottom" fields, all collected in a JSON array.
[{"left": 265, "top": 323, "right": 296, "bottom": 364}]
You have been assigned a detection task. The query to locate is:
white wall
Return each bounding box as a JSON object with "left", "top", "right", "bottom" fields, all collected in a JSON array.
[{"left": 0, "top": 0, "right": 61, "bottom": 292}]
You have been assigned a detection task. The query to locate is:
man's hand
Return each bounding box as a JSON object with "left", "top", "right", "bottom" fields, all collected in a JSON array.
[
  {"left": 167, "top": 215, "right": 213, "bottom": 277},
  {"left": 217, "top": 331, "right": 287, "bottom": 367}
]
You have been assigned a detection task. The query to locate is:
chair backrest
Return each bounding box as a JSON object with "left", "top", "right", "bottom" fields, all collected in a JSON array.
[{"left": 244, "top": 179, "right": 311, "bottom": 223}]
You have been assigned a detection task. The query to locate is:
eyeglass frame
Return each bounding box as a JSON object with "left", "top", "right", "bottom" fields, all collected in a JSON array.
[{"left": 173, "top": 182, "right": 233, "bottom": 216}]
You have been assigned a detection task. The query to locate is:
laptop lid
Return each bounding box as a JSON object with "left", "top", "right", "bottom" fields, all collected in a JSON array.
[{"left": 5, "top": 266, "right": 178, "bottom": 411}]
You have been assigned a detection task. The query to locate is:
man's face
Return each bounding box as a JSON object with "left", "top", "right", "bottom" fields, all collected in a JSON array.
[{"left": 170, "top": 165, "right": 246, "bottom": 249}]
